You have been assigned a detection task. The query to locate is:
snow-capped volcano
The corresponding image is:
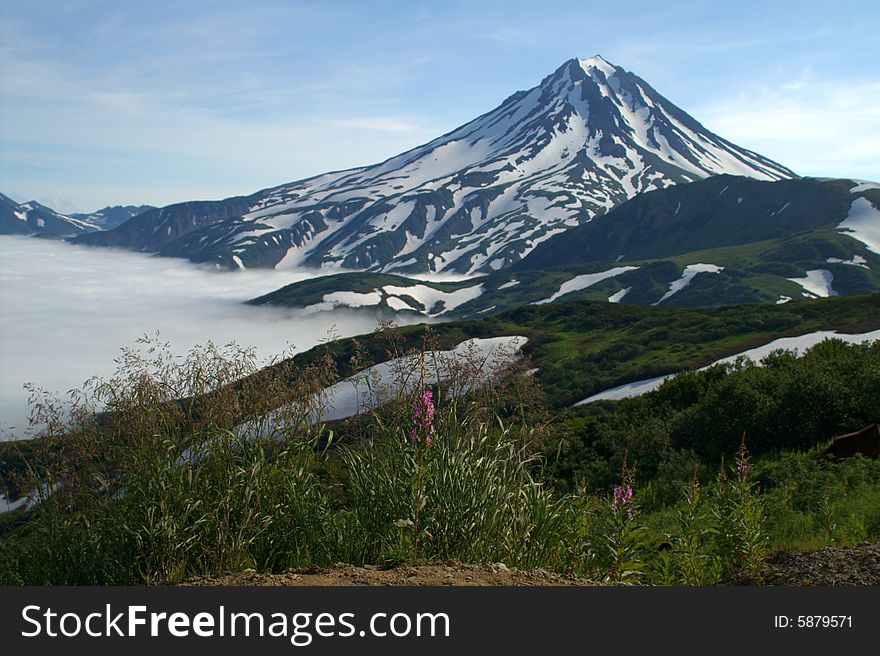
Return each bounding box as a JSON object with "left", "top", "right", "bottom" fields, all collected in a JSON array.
[{"left": 75, "top": 56, "right": 795, "bottom": 273}]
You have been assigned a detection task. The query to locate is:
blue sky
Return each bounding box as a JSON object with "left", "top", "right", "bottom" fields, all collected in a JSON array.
[{"left": 1, "top": 0, "right": 878, "bottom": 212}]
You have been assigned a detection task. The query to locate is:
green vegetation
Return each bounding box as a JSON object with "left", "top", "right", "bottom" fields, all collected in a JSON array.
[
  {"left": 284, "top": 293, "right": 880, "bottom": 407},
  {"left": 518, "top": 175, "right": 879, "bottom": 268},
  {"left": 548, "top": 338, "right": 880, "bottom": 494},
  {"left": 0, "top": 333, "right": 571, "bottom": 584},
  {"left": 246, "top": 230, "right": 880, "bottom": 317},
  {"left": 1, "top": 305, "right": 878, "bottom": 585}
]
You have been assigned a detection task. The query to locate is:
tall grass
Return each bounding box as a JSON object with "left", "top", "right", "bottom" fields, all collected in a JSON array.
[
  {"left": 2, "top": 327, "right": 876, "bottom": 586},
  {"left": 0, "top": 328, "right": 578, "bottom": 584},
  {"left": 340, "top": 414, "right": 571, "bottom": 567}
]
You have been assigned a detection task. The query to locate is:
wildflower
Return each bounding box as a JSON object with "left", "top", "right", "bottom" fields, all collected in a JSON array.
[
  {"left": 410, "top": 386, "right": 436, "bottom": 445},
  {"left": 736, "top": 463, "right": 749, "bottom": 481},
  {"left": 613, "top": 484, "right": 633, "bottom": 517}
]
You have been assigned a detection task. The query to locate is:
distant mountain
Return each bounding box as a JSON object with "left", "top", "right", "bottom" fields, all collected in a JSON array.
[
  {"left": 73, "top": 55, "right": 793, "bottom": 273},
  {"left": 250, "top": 176, "right": 880, "bottom": 316},
  {"left": 71, "top": 205, "right": 155, "bottom": 230},
  {"left": 0, "top": 193, "right": 99, "bottom": 238}
]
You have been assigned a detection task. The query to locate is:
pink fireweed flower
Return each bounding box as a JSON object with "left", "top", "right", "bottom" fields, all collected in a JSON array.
[
  {"left": 736, "top": 464, "right": 749, "bottom": 481},
  {"left": 410, "top": 387, "right": 436, "bottom": 445},
  {"left": 612, "top": 484, "right": 634, "bottom": 517}
]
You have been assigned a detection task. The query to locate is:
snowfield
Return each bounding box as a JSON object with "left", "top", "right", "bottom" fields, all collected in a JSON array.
[
  {"left": 308, "top": 290, "right": 384, "bottom": 312},
  {"left": 319, "top": 336, "right": 528, "bottom": 422},
  {"left": 574, "top": 374, "right": 673, "bottom": 405},
  {"left": 0, "top": 492, "right": 30, "bottom": 514},
  {"left": 382, "top": 283, "right": 485, "bottom": 315},
  {"left": 849, "top": 181, "right": 880, "bottom": 194},
  {"left": 608, "top": 286, "right": 632, "bottom": 303},
  {"left": 301, "top": 282, "right": 486, "bottom": 316},
  {"left": 826, "top": 255, "right": 868, "bottom": 268}
]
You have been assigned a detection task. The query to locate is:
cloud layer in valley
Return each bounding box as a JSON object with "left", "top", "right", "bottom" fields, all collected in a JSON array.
[{"left": 0, "top": 236, "right": 422, "bottom": 439}]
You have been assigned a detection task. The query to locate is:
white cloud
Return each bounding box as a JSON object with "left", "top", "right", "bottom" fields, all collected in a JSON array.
[{"left": 0, "top": 236, "right": 426, "bottom": 439}]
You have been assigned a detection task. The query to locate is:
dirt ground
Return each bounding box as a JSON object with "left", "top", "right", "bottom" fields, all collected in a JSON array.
[
  {"left": 184, "top": 542, "right": 880, "bottom": 587},
  {"left": 183, "top": 562, "right": 596, "bottom": 586}
]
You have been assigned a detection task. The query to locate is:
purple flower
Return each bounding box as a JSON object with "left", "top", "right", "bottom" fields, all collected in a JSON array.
[
  {"left": 736, "top": 464, "right": 749, "bottom": 481},
  {"left": 613, "top": 484, "right": 633, "bottom": 517},
  {"left": 411, "top": 387, "right": 436, "bottom": 445}
]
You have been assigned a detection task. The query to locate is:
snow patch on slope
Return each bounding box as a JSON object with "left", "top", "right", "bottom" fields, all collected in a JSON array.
[
  {"left": 837, "top": 197, "right": 880, "bottom": 254},
  {"left": 383, "top": 283, "right": 484, "bottom": 315},
  {"left": 608, "top": 286, "right": 631, "bottom": 303},
  {"left": 849, "top": 181, "right": 880, "bottom": 193},
  {"left": 653, "top": 264, "right": 723, "bottom": 305},
  {"left": 786, "top": 269, "right": 837, "bottom": 298},
  {"left": 298, "top": 282, "right": 484, "bottom": 316},
  {"left": 827, "top": 255, "right": 868, "bottom": 268},
  {"left": 320, "top": 336, "right": 528, "bottom": 421},
  {"left": 0, "top": 493, "right": 30, "bottom": 514},
  {"left": 324, "top": 291, "right": 384, "bottom": 308},
  {"left": 575, "top": 375, "right": 673, "bottom": 405},
  {"left": 534, "top": 266, "right": 638, "bottom": 305}
]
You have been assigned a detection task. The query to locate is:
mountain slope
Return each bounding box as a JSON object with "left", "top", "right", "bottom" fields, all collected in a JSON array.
[
  {"left": 0, "top": 193, "right": 99, "bottom": 238},
  {"left": 73, "top": 56, "right": 794, "bottom": 273},
  {"left": 250, "top": 177, "right": 880, "bottom": 316},
  {"left": 71, "top": 205, "right": 155, "bottom": 230},
  {"left": 284, "top": 293, "right": 880, "bottom": 409},
  {"left": 516, "top": 175, "right": 880, "bottom": 268}
]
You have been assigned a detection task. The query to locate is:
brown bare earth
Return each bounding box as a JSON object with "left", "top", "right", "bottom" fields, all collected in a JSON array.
[
  {"left": 183, "top": 562, "right": 596, "bottom": 587},
  {"left": 183, "top": 542, "right": 880, "bottom": 586}
]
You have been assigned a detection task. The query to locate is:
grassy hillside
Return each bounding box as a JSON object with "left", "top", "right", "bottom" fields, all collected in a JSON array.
[
  {"left": 285, "top": 292, "right": 880, "bottom": 408},
  {"left": 516, "top": 175, "right": 879, "bottom": 268},
  {"left": 2, "top": 300, "right": 878, "bottom": 586},
  {"left": 550, "top": 338, "right": 880, "bottom": 494}
]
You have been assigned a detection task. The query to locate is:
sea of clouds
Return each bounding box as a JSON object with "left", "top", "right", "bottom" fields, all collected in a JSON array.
[{"left": 0, "top": 235, "right": 424, "bottom": 440}]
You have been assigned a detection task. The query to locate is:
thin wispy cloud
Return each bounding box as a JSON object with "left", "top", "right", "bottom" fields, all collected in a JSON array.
[
  {"left": 697, "top": 75, "right": 880, "bottom": 180},
  {"left": 325, "top": 117, "right": 428, "bottom": 133}
]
